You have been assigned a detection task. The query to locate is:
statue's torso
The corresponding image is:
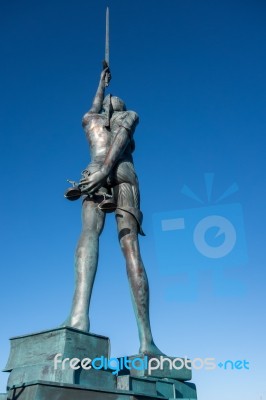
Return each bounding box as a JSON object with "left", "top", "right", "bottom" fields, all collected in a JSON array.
[
  {"left": 82, "top": 110, "right": 138, "bottom": 166},
  {"left": 82, "top": 113, "right": 112, "bottom": 163}
]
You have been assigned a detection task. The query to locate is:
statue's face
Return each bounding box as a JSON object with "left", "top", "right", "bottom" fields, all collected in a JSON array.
[{"left": 111, "top": 96, "right": 126, "bottom": 111}]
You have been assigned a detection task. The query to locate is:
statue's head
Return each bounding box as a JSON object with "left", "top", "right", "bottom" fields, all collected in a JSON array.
[
  {"left": 102, "top": 94, "right": 126, "bottom": 113},
  {"left": 111, "top": 96, "right": 126, "bottom": 111}
]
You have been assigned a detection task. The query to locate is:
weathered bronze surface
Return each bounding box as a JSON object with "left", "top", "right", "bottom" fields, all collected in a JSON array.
[{"left": 63, "top": 65, "right": 162, "bottom": 355}]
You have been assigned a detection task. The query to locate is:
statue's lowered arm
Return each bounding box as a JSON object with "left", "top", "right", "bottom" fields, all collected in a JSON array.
[
  {"left": 101, "top": 128, "right": 131, "bottom": 175},
  {"left": 83, "top": 121, "right": 136, "bottom": 194}
]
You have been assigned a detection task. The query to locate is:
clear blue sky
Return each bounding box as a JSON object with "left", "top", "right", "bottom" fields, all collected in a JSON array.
[{"left": 0, "top": 1, "right": 266, "bottom": 399}]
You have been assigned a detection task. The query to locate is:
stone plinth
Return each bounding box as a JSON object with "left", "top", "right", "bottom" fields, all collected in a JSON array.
[
  {"left": 4, "top": 327, "right": 111, "bottom": 390},
  {"left": 2, "top": 328, "right": 197, "bottom": 399}
]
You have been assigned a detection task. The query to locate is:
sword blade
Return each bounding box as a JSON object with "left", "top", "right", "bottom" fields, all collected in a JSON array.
[{"left": 105, "top": 7, "right": 109, "bottom": 66}]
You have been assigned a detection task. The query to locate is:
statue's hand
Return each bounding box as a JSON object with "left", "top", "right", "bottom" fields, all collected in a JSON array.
[
  {"left": 100, "top": 67, "right": 111, "bottom": 85},
  {"left": 80, "top": 170, "right": 107, "bottom": 195}
]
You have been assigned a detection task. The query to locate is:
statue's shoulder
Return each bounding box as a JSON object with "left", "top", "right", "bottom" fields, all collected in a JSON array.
[
  {"left": 82, "top": 111, "right": 104, "bottom": 128},
  {"left": 82, "top": 111, "right": 94, "bottom": 127},
  {"left": 113, "top": 110, "right": 139, "bottom": 128},
  {"left": 125, "top": 110, "right": 139, "bottom": 123}
]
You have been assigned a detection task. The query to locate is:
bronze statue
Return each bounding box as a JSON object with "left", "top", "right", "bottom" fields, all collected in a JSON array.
[
  {"left": 64, "top": 67, "right": 161, "bottom": 355},
  {"left": 64, "top": 9, "right": 161, "bottom": 355}
]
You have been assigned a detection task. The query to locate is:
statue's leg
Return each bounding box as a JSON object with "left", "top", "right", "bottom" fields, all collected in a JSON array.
[
  {"left": 64, "top": 197, "right": 105, "bottom": 332},
  {"left": 114, "top": 179, "right": 163, "bottom": 355}
]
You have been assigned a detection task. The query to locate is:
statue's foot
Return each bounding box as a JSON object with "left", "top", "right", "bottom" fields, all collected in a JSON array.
[
  {"left": 60, "top": 315, "right": 90, "bottom": 332},
  {"left": 139, "top": 341, "right": 165, "bottom": 356}
]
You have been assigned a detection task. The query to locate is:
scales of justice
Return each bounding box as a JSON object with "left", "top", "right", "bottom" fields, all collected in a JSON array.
[{"left": 1, "top": 9, "right": 197, "bottom": 400}]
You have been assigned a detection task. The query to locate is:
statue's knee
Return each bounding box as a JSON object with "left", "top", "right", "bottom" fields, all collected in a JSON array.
[
  {"left": 118, "top": 227, "right": 131, "bottom": 241},
  {"left": 75, "top": 245, "right": 87, "bottom": 260},
  {"left": 119, "top": 232, "right": 138, "bottom": 252},
  {"left": 76, "top": 230, "right": 99, "bottom": 256},
  {"left": 76, "top": 239, "right": 97, "bottom": 259},
  {"left": 82, "top": 227, "right": 100, "bottom": 239}
]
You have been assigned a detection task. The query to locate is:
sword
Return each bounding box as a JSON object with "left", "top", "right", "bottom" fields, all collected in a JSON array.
[{"left": 103, "top": 6, "right": 110, "bottom": 87}]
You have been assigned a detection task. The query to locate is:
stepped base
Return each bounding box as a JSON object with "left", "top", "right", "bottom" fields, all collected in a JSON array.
[{"left": 2, "top": 328, "right": 197, "bottom": 399}]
